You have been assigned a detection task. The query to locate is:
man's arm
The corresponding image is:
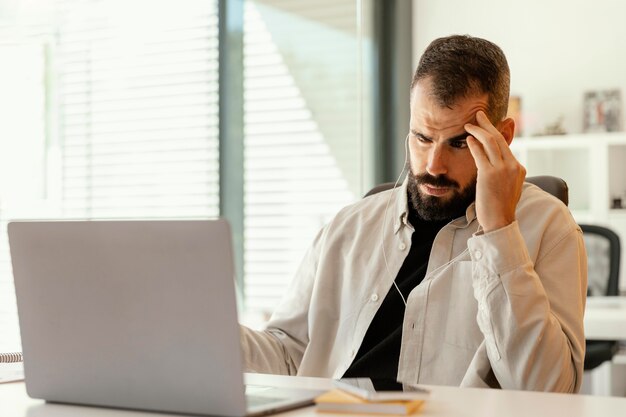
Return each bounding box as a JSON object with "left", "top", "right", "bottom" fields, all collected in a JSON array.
[
  {"left": 467, "top": 218, "right": 586, "bottom": 391},
  {"left": 239, "top": 227, "right": 324, "bottom": 375},
  {"left": 464, "top": 111, "right": 587, "bottom": 391},
  {"left": 239, "top": 325, "right": 301, "bottom": 375}
]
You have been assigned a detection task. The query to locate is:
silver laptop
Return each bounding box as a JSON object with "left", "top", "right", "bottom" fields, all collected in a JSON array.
[{"left": 9, "top": 219, "right": 321, "bottom": 416}]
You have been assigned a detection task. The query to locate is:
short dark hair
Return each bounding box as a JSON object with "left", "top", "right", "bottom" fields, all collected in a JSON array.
[{"left": 411, "top": 35, "right": 510, "bottom": 122}]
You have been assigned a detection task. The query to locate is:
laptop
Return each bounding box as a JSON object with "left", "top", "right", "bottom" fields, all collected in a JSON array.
[{"left": 9, "top": 219, "right": 322, "bottom": 416}]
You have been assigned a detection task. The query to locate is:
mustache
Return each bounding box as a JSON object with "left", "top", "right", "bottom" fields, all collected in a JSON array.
[{"left": 413, "top": 173, "right": 460, "bottom": 189}]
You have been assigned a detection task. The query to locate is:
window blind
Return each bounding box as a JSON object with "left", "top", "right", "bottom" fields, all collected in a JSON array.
[
  {"left": 58, "top": 0, "right": 220, "bottom": 219},
  {"left": 0, "top": 1, "right": 60, "bottom": 354},
  {"left": 243, "top": 0, "right": 361, "bottom": 313},
  {"left": 0, "top": 0, "right": 220, "bottom": 353}
]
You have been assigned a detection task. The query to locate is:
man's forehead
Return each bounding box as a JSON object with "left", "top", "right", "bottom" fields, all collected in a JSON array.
[
  {"left": 410, "top": 102, "right": 484, "bottom": 133},
  {"left": 410, "top": 83, "right": 488, "bottom": 132}
]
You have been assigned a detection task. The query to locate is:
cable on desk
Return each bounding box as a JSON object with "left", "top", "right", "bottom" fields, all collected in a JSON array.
[{"left": 0, "top": 352, "right": 23, "bottom": 363}]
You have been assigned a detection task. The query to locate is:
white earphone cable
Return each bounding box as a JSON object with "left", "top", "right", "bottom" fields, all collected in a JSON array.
[{"left": 381, "top": 133, "right": 411, "bottom": 307}]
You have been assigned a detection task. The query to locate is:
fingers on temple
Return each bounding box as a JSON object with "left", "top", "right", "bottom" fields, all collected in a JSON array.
[
  {"left": 473, "top": 111, "right": 514, "bottom": 160},
  {"left": 466, "top": 135, "right": 492, "bottom": 168},
  {"left": 464, "top": 123, "right": 502, "bottom": 164}
]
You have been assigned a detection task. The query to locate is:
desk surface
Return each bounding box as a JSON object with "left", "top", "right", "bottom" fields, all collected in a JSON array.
[
  {"left": 1, "top": 373, "right": 626, "bottom": 417},
  {"left": 584, "top": 296, "right": 626, "bottom": 340}
]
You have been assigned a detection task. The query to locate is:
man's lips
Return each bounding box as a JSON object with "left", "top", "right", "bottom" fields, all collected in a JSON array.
[{"left": 421, "top": 184, "right": 453, "bottom": 196}]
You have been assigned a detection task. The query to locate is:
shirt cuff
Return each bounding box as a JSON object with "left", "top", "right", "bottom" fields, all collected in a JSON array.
[{"left": 467, "top": 220, "right": 532, "bottom": 275}]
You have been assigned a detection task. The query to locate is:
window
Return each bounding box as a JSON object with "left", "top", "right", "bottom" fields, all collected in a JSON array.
[
  {"left": 0, "top": 40, "right": 48, "bottom": 353},
  {"left": 0, "top": 1, "right": 58, "bottom": 354},
  {"left": 0, "top": 0, "right": 376, "bottom": 348},
  {"left": 242, "top": 0, "right": 373, "bottom": 314},
  {"left": 58, "top": 0, "right": 220, "bottom": 219},
  {"left": 0, "top": 0, "right": 220, "bottom": 353}
]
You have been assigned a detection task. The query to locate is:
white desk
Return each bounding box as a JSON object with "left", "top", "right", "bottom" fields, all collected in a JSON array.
[
  {"left": 584, "top": 296, "right": 626, "bottom": 340},
  {"left": 1, "top": 373, "right": 626, "bottom": 417}
]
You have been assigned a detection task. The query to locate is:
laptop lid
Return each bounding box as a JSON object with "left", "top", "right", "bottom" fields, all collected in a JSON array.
[{"left": 9, "top": 219, "right": 250, "bottom": 416}]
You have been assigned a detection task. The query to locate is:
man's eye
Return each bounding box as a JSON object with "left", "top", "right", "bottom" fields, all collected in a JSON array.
[
  {"left": 416, "top": 136, "right": 431, "bottom": 144},
  {"left": 450, "top": 140, "right": 468, "bottom": 149}
]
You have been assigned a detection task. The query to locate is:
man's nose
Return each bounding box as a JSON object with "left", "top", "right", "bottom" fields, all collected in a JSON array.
[{"left": 426, "top": 146, "right": 448, "bottom": 176}]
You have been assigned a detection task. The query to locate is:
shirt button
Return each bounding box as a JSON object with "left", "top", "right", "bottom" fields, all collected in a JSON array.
[
  {"left": 370, "top": 293, "right": 379, "bottom": 302},
  {"left": 351, "top": 349, "right": 356, "bottom": 357},
  {"left": 398, "top": 242, "right": 407, "bottom": 251},
  {"left": 474, "top": 250, "right": 482, "bottom": 260}
]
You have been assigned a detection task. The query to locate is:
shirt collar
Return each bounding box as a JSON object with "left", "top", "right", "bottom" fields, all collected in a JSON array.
[
  {"left": 453, "top": 202, "right": 477, "bottom": 228},
  {"left": 391, "top": 177, "right": 410, "bottom": 234}
]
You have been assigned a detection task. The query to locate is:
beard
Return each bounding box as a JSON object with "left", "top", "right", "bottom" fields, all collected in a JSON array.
[{"left": 407, "top": 170, "right": 477, "bottom": 221}]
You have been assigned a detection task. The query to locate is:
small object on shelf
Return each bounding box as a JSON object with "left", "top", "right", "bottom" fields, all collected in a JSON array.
[
  {"left": 583, "top": 89, "right": 622, "bottom": 133},
  {"left": 535, "top": 116, "right": 567, "bottom": 136},
  {"left": 612, "top": 197, "right": 623, "bottom": 209}
]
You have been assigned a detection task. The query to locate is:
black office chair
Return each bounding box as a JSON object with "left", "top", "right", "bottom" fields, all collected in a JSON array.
[{"left": 579, "top": 224, "right": 621, "bottom": 370}]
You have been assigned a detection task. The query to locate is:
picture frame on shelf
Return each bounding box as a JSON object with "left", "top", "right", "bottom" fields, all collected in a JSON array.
[{"left": 583, "top": 89, "right": 622, "bottom": 133}]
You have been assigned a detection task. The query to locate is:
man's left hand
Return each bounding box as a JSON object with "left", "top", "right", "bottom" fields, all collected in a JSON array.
[{"left": 464, "top": 111, "right": 526, "bottom": 233}]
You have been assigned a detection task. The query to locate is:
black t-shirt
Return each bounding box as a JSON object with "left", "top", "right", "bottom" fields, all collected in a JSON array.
[{"left": 342, "top": 200, "right": 450, "bottom": 379}]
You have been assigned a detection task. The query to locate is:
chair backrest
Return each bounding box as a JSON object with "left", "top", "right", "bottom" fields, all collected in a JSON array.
[
  {"left": 363, "top": 182, "right": 396, "bottom": 198},
  {"left": 580, "top": 224, "right": 621, "bottom": 296},
  {"left": 580, "top": 224, "right": 621, "bottom": 370},
  {"left": 524, "top": 175, "right": 569, "bottom": 206},
  {"left": 364, "top": 175, "right": 569, "bottom": 206}
]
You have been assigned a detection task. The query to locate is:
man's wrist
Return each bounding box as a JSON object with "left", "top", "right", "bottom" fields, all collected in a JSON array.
[
  {"left": 481, "top": 218, "right": 515, "bottom": 234},
  {"left": 468, "top": 220, "right": 531, "bottom": 273}
]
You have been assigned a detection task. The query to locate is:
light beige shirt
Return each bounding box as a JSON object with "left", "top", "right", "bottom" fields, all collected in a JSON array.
[{"left": 240, "top": 179, "right": 587, "bottom": 392}]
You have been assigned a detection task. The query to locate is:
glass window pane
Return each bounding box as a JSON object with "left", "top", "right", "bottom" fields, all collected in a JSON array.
[
  {"left": 243, "top": 0, "right": 373, "bottom": 314},
  {"left": 0, "top": 0, "right": 220, "bottom": 353}
]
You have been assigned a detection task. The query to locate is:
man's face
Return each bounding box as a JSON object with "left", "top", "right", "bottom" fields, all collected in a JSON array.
[{"left": 407, "top": 80, "right": 489, "bottom": 221}]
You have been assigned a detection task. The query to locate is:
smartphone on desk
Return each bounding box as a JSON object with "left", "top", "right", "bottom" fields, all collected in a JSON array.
[{"left": 333, "top": 378, "right": 430, "bottom": 401}]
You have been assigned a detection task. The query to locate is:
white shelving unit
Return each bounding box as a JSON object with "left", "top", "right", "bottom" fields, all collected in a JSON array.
[{"left": 511, "top": 132, "right": 626, "bottom": 292}]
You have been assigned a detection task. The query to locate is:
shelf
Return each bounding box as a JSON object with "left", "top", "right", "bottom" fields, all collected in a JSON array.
[
  {"left": 514, "top": 131, "right": 626, "bottom": 145},
  {"left": 512, "top": 131, "right": 626, "bottom": 293},
  {"left": 513, "top": 136, "right": 593, "bottom": 149},
  {"left": 609, "top": 209, "right": 626, "bottom": 219}
]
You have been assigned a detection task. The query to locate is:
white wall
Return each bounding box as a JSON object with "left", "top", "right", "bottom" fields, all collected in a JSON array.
[{"left": 413, "top": 0, "right": 626, "bottom": 136}]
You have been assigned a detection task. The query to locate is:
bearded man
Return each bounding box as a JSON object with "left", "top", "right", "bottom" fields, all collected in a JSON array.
[{"left": 240, "top": 35, "right": 587, "bottom": 393}]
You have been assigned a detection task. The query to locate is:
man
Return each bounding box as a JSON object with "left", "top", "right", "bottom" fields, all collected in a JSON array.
[{"left": 240, "top": 35, "right": 587, "bottom": 392}]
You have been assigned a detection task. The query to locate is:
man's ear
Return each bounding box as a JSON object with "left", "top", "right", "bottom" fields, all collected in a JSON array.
[{"left": 499, "top": 117, "right": 516, "bottom": 145}]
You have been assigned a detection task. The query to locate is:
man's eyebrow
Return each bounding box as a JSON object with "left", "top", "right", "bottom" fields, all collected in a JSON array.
[
  {"left": 410, "top": 130, "right": 469, "bottom": 144},
  {"left": 445, "top": 133, "right": 470, "bottom": 143}
]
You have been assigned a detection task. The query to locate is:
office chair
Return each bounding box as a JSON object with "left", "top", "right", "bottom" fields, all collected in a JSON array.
[{"left": 579, "top": 224, "right": 621, "bottom": 370}]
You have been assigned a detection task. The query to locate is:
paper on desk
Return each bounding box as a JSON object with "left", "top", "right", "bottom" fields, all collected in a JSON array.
[{"left": 0, "top": 362, "right": 24, "bottom": 383}]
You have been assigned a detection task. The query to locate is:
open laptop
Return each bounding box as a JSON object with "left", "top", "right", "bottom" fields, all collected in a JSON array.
[{"left": 9, "top": 219, "right": 322, "bottom": 416}]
